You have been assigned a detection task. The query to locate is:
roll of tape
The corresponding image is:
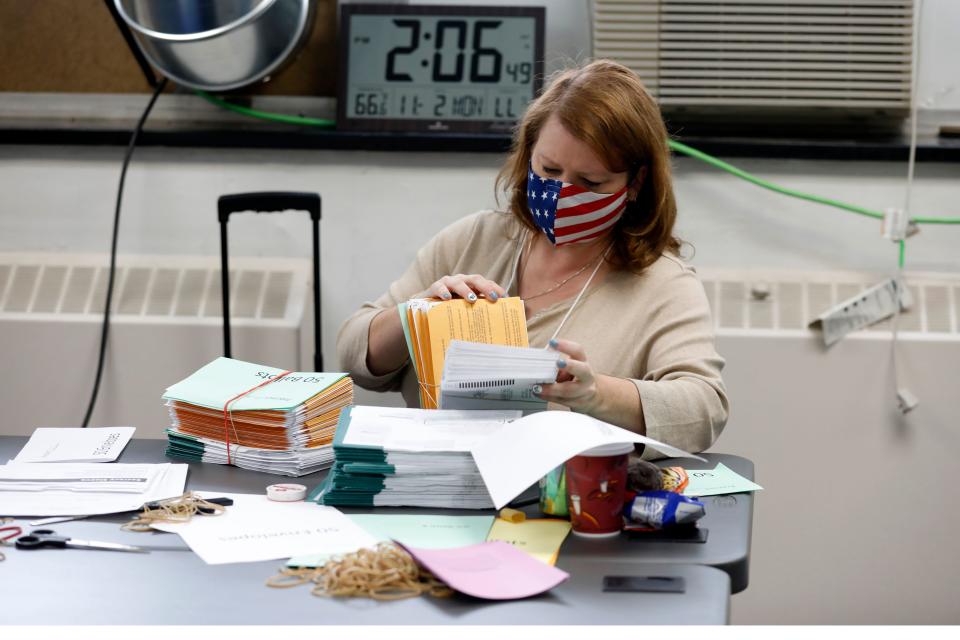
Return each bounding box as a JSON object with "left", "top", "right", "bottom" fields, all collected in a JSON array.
[{"left": 266, "top": 483, "right": 307, "bottom": 502}]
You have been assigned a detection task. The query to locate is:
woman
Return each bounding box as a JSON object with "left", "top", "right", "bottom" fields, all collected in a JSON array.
[{"left": 337, "top": 60, "right": 728, "bottom": 456}]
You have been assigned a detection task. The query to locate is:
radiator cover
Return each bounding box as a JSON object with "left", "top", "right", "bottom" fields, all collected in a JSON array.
[{"left": 0, "top": 253, "right": 312, "bottom": 438}]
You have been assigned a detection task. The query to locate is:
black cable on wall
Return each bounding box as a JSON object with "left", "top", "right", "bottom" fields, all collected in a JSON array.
[{"left": 81, "top": 77, "right": 168, "bottom": 428}]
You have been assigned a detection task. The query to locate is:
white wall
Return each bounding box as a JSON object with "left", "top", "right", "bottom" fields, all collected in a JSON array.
[
  {"left": 916, "top": 0, "right": 960, "bottom": 113},
  {"left": 2, "top": 144, "right": 957, "bottom": 270}
]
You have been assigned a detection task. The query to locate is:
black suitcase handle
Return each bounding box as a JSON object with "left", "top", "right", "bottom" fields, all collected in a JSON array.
[
  {"left": 217, "top": 191, "right": 323, "bottom": 371},
  {"left": 218, "top": 192, "right": 321, "bottom": 223}
]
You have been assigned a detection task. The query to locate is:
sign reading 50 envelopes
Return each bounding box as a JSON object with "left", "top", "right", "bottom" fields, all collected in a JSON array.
[{"left": 338, "top": 4, "right": 545, "bottom": 133}]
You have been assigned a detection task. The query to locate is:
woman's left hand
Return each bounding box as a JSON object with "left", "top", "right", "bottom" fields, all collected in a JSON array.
[{"left": 534, "top": 338, "right": 602, "bottom": 414}]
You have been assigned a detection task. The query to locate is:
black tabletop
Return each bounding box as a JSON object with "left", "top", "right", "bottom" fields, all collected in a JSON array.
[{"left": 0, "top": 436, "right": 753, "bottom": 624}]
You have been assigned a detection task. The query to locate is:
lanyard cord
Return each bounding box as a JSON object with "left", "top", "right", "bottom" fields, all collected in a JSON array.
[
  {"left": 503, "top": 228, "right": 528, "bottom": 295},
  {"left": 547, "top": 245, "right": 610, "bottom": 345},
  {"left": 505, "top": 228, "right": 609, "bottom": 347}
]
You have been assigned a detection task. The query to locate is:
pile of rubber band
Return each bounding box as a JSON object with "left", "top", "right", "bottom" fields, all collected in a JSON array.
[
  {"left": 267, "top": 542, "right": 452, "bottom": 601},
  {"left": 122, "top": 492, "right": 228, "bottom": 532}
]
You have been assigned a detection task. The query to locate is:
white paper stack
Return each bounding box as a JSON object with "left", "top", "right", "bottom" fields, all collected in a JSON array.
[
  {"left": 162, "top": 358, "right": 353, "bottom": 477},
  {"left": 316, "top": 406, "right": 706, "bottom": 510},
  {"left": 0, "top": 462, "right": 188, "bottom": 516},
  {"left": 316, "top": 406, "right": 520, "bottom": 509},
  {"left": 439, "top": 340, "right": 559, "bottom": 410}
]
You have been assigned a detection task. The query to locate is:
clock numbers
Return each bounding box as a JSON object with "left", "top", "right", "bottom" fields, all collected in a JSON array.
[
  {"left": 353, "top": 92, "right": 387, "bottom": 116},
  {"left": 342, "top": 8, "right": 543, "bottom": 127},
  {"left": 505, "top": 61, "right": 532, "bottom": 85},
  {"left": 386, "top": 19, "right": 420, "bottom": 82},
  {"left": 470, "top": 21, "right": 502, "bottom": 83},
  {"left": 433, "top": 20, "right": 467, "bottom": 82},
  {"left": 386, "top": 19, "right": 506, "bottom": 84}
]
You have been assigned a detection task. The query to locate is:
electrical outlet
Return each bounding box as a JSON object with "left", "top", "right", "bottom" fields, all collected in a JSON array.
[{"left": 882, "top": 208, "right": 919, "bottom": 241}]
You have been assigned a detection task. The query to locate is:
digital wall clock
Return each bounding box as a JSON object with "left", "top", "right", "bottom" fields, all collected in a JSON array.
[{"left": 337, "top": 4, "right": 545, "bottom": 133}]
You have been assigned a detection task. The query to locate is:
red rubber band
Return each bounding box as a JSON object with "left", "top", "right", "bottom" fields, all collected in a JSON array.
[{"left": 222, "top": 370, "right": 292, "bottom": 465}]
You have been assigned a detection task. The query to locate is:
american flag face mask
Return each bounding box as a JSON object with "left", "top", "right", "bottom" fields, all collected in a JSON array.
[{"left": 526, "top": 164, "right": 629, "bottom": 246}]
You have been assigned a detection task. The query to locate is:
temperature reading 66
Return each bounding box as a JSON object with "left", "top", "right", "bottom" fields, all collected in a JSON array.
[{"left": 354, "top": 92, "right": 387, "bottom": 116}]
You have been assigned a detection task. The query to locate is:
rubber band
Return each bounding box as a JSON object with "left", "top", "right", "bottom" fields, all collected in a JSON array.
[
  {"left": 121, "top": 492, "right": 228, "bottom": 532},
  {"left": 221, "top": 370, "right": 292, "bottom": 464},
  {"left": 266, "top": 542, "right": 452, "bottom": 601},
  {"left": 417, "top": 380, "right": 440, "bottom": 408},
  {"left": 0, "top": 517, "right": 20, "bottom": 562}
]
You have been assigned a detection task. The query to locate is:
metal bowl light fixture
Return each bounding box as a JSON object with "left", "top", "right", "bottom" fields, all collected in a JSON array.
[{"left": 113, "top": 0, "right": 313, "bottom": 92}]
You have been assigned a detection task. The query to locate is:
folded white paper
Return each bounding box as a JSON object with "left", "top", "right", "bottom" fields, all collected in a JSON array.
[
  {"left": 0, "top": 462, "right": 188, "bottom": 516},
  {"left": 152, "top": 492, "right": 379, "bottom": 565},
  {"left": 471, "top": 411, "right": 706, "bottom": 509},
  {"left": 13, "top": 427, "right": 136, "bottom": 463}
]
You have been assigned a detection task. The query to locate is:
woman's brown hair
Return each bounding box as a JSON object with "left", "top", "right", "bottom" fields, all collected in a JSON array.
[{"left": 496, "top": 59, "right": 680, "bottom": 273}]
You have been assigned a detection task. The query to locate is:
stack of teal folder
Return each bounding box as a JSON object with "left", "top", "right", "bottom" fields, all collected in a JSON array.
[{"left": 310, "top": 405, "right": 518, "bottom": 509}]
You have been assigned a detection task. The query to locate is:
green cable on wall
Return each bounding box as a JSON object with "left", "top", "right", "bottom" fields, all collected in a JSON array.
[
  {"left": 195, "top": 90, "right": 960, "bottom": 235},
  {"left": 667, "top": 140, "right": 960, "bottom": 226},
  {"left": 195, "top": 90, "right": 336, "bottom": 128}
]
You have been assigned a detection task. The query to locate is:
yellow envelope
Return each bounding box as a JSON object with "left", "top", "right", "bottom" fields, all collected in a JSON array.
[
  {"left": 406, "top": 297, "right": 529, "bottom": 409},
  {"left": 486, "top": 517, "right": 572, "bottom": 566}
]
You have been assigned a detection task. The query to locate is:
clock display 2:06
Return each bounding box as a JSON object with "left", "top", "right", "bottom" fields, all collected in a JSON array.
[{"left": 385, "top": 18, "right": 533, "bottom": 85}]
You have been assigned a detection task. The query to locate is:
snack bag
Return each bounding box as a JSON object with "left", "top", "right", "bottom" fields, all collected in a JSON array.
[{"left": 623, "top": 490, "right": 705, "bottom": 531}]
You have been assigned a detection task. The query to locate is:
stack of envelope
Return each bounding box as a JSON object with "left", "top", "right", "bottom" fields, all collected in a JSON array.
[
  {"left": 162, "top": 357, "right": 353, "bottom": 477},
  {"left": 399, "top": 296, "right": 529, "bottom": 408},
  {"left": 312, "top": 405, "right": 519, "bottom": 509}
]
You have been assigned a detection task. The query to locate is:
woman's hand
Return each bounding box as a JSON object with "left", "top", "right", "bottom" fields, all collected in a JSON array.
[
  {"left": 535, "top": 338, "right": 602, "bottom": 413},
  {"left": 420, "top": 274, "right": 507, "bottom": 303},
  {"left": 535, "top": 338, "right": 646, "bottom": 434}
]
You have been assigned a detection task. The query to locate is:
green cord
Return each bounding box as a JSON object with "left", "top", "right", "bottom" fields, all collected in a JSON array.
[
  {"left": 667, "top": 140, "right": 960, "bottom": 225},
  {"left": 194, "top": 90, "right": 335, "bottom": 128},
  {"left": 193, "top": 90, "right": 959, "bottom": 227},
  {"left": 899, "top": 239, "right": 906, "bottom": 269}
]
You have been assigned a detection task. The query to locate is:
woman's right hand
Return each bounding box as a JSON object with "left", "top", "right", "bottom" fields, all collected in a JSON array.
[{"left": 420, "top": 274, "right": 507, "bottom": 303}]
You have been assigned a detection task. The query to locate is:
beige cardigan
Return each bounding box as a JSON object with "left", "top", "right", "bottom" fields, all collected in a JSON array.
[{"left": 337, "top": 210, "right": 729, "bottom": 456}]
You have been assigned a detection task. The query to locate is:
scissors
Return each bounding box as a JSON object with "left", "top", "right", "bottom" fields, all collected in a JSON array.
[{"left": 14, "top": 529, "right": 147, "bottom": 553}]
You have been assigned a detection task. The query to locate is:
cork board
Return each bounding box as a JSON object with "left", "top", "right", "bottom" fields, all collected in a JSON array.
[{"left": 0, "top": 0, "right": 338, "bottom": 96}]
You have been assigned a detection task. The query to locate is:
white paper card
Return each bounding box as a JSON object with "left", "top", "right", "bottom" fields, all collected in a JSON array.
[
  {"left": 0, "top": 462, "right": 188, "bottom": 516},
  {"left": 151, "top": 492, "right": 379, "bottom": 565},
  {"left": 13, "top": 427, "right": 136, "bottom": 463},
  {"left": 472, "top": 411, "right": 706, "bottom": 509}
]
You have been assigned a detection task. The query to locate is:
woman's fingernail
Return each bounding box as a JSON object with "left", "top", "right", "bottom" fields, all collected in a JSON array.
[
  {"left": 442, "top": 292, "right": 452, "bottom": 299},
  {"left": 557, "top": 359, "right": 566, "bottom": 369},
  {"left": 489, "top": 291, "right": 498, "bottom": 300},
  {"left": 533, "top": 384, "right": 542, "bottom": 395},
  {"left": 467, "top": 293, "right": 477, "bottom": 302},
  {"left": 548, "top": 339, "right": 559, "bottom": 348}
]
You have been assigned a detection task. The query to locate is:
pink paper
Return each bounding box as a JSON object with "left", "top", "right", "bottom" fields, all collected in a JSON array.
[{"left": 399, "top": 540, "right": 569, "bottom": 600}]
